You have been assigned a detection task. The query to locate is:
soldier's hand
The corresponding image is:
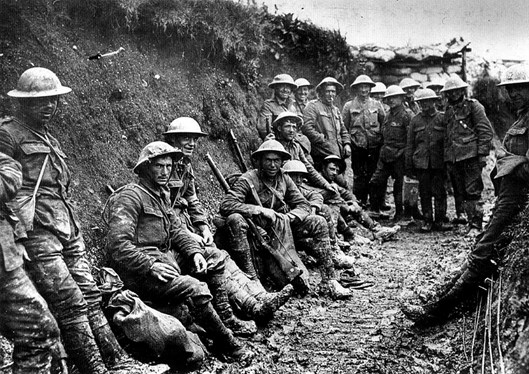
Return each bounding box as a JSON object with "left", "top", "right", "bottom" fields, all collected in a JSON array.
[
  {"left": 201, "top": 226, "right": 214, "bottom": 246},
  {"left": 259, "top": 207, "right": 277, "bottom": 223},
  {"left": 326, "top": 183, "right": 339, "bottom": 195},
  {"left": 193, "top": 253, "right": 208, "bottom": 274},
  {"left": 150, "top": 262, "right": 179, "bottom": 283},
  {"left": 344, "top": 144, "right": 352, "bottom": 158}
]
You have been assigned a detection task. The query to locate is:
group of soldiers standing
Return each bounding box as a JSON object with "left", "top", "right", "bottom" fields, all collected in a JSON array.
[{"left": 1, "top": 59, "right": 529, "bottom": 372}]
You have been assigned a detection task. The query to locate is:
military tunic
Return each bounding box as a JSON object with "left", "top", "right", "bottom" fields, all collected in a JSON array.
[{"left": 256, "top": 97, "right": 297, "bottom": 140}]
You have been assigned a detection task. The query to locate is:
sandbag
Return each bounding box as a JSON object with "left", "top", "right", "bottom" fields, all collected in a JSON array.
[{"left": 107, "top": 290, "right": 206, "bottom": 369}]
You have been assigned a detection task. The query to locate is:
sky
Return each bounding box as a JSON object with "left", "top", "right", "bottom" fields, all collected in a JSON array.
[{"left": 253, "top": 0, "right": 529, "bottom": 61}]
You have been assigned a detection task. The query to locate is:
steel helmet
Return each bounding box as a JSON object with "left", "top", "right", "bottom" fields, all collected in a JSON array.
[
  {"left": 163, "top": 117, "right": 207, "bottom": 137},
  {"left": 8, "top": 67, "right": 71, "bottom": 98},
  {"left": 497, "top": 64, "right": 529, "bottom": 87},
  {"left": 133, "top": 141, "right": 183, "bottom": 174},
  {"left": 294, "top": 78, "right": 312, "bottom": 88},
  {"left": 383, "top": 85, "right": 406, "bottom": 98},
  {"left": 399, "top": 78, "right": 421, "bottom": 90},
  {"left": 322, "top": 155, "right": 346, "bottom": 174},
  {"left": 272, "top": 111, "right": 303, "bottom": 129},
  {"left": 283, "top": 160, "right": 308, "bottom": 174},
  {"left": 268, "top": 74, "right": 297, "bottom": 90},
  {"left": 251, "top": 139, "right": 291, "bottom": 161},
  {"left": 425, "top": 78, "right": 445, "bottom": 90},
  {"left": 414, "top": 88, "right": 439, "bottom": 101},
  {"left": 440, "top": 75, "right": 469, "bottom": 92},
  {"left": 371, "top": 82, "right": 387, "bottom": 94},
  {"left": 351, "top": 74, "right": 376, "bottom": 88},
  {"left": 315, "top": 77, "right": 344, "bottom": 92}
]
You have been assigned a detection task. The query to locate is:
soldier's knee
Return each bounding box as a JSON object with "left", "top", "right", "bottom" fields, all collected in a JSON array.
[{"left": 226, "top": 213, "right": 248, "bottom": 231}]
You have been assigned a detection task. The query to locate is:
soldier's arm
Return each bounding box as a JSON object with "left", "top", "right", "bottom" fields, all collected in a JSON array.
[
  {"left": 0, "top": 128, "right": 17, "bottom": 158},
  {"left": 305, "top": 189, "right": 324, "bottom": 211},
  {"left": 168, "top": 214, "right": 204, "bottom": 259},
  {"left": 0, "top": 152, "right": 22, "bottom": 202},
  {"left": 105, "top": 190, "right": 158, "bottom": 276},
  {"left": 471, "top": 101, "right": 493, "bottom": 156},
  {"left": 257, "top": 101, "right": 273, "bottom": 140},
  {"left": 299, "top": 147, "right": 333, "bottom": 190},
  {"left": 341, "top": 102, "right": 352, "bottom": 131},
  {"left": 182, "top": 171, "right": 209, "bottom": 228},
  {"left": 300, "top": 103, "right": 326, "bottom": 146},
  {"left": 405, "top": 118, "right": 416, "bottom": 170},
  {"left": 377, "top": 101, "right": 386, "bottom": 125},
  {"left": 284, "top": 175, "right": 311, "bottom": 222},
  {"left": 219, "top": 176, "right": 262, "bottom": 218},
  {"left": 339, "top": 113, "right": 352, "bottom": 147}
]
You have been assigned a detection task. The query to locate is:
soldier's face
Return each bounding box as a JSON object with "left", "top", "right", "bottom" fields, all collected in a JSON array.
[
  {"left": 418, "top": 99, "right": 436, "bottom": 111},
  {"left": 403, "top": 86, "right": 417, "bottom": 99},
  {"left": 274, "top": 84, "right": 293, "bottom": 101},
  {"left": 445, "top": 88, "right": 465, "bottom": 104},
  {"left": 357, "top": 84, "right": 371, "bottom": 99},
  {"left": 506, "top": 84, "right": 529, "bottom": 109},
  {"left": 386, "top": 95, "right": 404, "bottom": 109},
  {"left": 260, "top": 152, "right": 282, "bottom": 178},
  {"left": 371, "top": 92, "right": 384, "bottom": 101},
  {"left": 277, "top": 121, "right": 297, "bottom": 142},
  {"left": 322, "top": 162, "right": 339, "bottom": 182},
  {"left": 171, "top": 135, "right": 199, "bottom": 157},
  {"left": 289, "top": 172, "right": 304, "bottom": 185},
  {"left": 19, "top": 96, "right": 59, "bottom": 125},
  {"left": 320, "top": 85, "right": 337, "bottom": 105},
  {"left": 146, "top": 156, "right": 173, "bottom": 186},
  {"left": 295, "top": 86, "right": 309, "bottom": 102}
]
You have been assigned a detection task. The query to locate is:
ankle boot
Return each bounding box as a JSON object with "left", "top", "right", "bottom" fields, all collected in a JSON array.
[
  {"left": 208, "top": 273, "right": 257, "bottom": 336},
  {"left": 60, "top": 320, "right": 109, "bottom": 374},
  {"left": 194, "top": 302, "right": 253, "bottom": 362},
  {"left": 330, "top": 245, "right": 356, "bottom": 269},
  {"left": 253, "top": 284, "right": 294, "bottom": 321}
]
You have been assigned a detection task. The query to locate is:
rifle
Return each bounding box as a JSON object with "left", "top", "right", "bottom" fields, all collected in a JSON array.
[
  {"left": 229, "top": 129, "right": 248, "bottom": 173},
  {"left": 204, "top": 153, "right": 230, "bottom": 193},
  {"left": 204, "top": 152, "right": 304, "bottom": 284}
]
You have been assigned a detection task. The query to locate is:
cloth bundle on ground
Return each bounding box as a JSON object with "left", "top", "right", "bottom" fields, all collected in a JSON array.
[{"left": 107, "top": 289, "right": 206, "bottom": 369}]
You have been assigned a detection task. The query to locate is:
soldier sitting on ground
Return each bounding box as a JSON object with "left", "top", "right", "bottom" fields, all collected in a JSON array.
[
  {"left": 219, "top": 140, "right": 352, "bottom": 299},
  {"left": 319, "top": 156, "right": 400, "bottom": 243},
  {"left": 103, "top": 142, "right": 252, "bottom": 361},
  {"left": 162, "top": 117, "right": 294, "bottom": 323}
]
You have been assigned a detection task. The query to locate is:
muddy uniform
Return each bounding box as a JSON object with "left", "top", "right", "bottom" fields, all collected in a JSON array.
[
  {"left": 370, "top": 104, "right": 413, "bottom": 214},
  {"left": 444, "top": 98, "right": 493, "bottom": 229},
  {"left": 342, "top": 97, "right": 385, "bottom": 205},
  {"left": 469, "top": 108, "right": 529, "bottom": 273},
  {"left": 220, "top": 169, "right": 334, "bottom": 289},
  {"left": 0, "top": 151, "right": 59, "bottom": 374},
  {"left": 257, "top": 97, "right": 297, "bottom": 140},
  {"left": 406, "top": 109, "right": 447, "bottom": 224},
  {"left": 301, "top": 100, "right": 351, "bottom": 169},
  {"left": 104, "top": 178, "right": 223, "bottom": 307},
  {"left": 0, "top": 118, "right": 115, "bottom": 369},
  {"left": 277, "top": 138, "right": 332, "bottom": 191}
]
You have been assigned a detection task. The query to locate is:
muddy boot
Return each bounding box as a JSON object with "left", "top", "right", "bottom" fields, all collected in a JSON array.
[
  {"left": 232, "top": 248, "right": 258, "bottom": 280},
  {"left": 89, "top": 309, "right": 131, "bottom": 369},
  {"left": 433, "top": 198, "right": 452, "bottom": 231},
  {"left": 61, "top": 320, "right": 108, "bottom": 374},
  {"left": 330, "top": 245, "right": 356, "bottom": 269},
  {"left": 246, "top": 283, "right": 295, "bottom": 323},
  {"left": 312, "top": 239, "right": 352, "bottom": 300},
  {"left": 208, "top": 273, "right": 257, "bottom": 337},
  {"left": 194, "top": 302, "right": 254, "bottom": 362},
  {"left": 401, "top": 268, "right": 484, "bottom": 326},
  {"left": 319, "top": 279, "right": 352, "bottom": 300}
]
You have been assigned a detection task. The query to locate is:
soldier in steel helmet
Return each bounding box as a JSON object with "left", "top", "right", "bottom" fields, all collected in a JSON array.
[
  {"left": 103, "top": 141, "right": 252, "bottom": 361},
  {"left": 369, "top": 85, "right": 414, "bottom": 221},
  {"left": 402, "top": 64, "right": 529, "bottom": 326},
  {"left": 0, "top": 151, "right": 60, "bottom": 374},
  {"left": 162, "top": 117, "right": 294, "bottom": 324},
  {"left": 292, "top": 78, "right": 313, "bottom": 117},
  {"left": 442, "top": 74, "right": 493, "bottom": 236},
  {"left": 405, "top": 89, "right": 451, "bottom": 232},
  {"left": 256, "top": 74, "right": 298, "bottom": 140},
  {"left": 219, "top": 140, "right": 352, "bottom": 299},
  {"left": 400, "top": 78, "right": 421, "bottom": 115},
  {"left": 301, "top": 77, "right": 352, "bottom": 171},
  {"left": 0, "top": 67, "right": 145, "bottom": 374},
  {"left": 342, "top": 74, "right": 386, "bottom": 208}
]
